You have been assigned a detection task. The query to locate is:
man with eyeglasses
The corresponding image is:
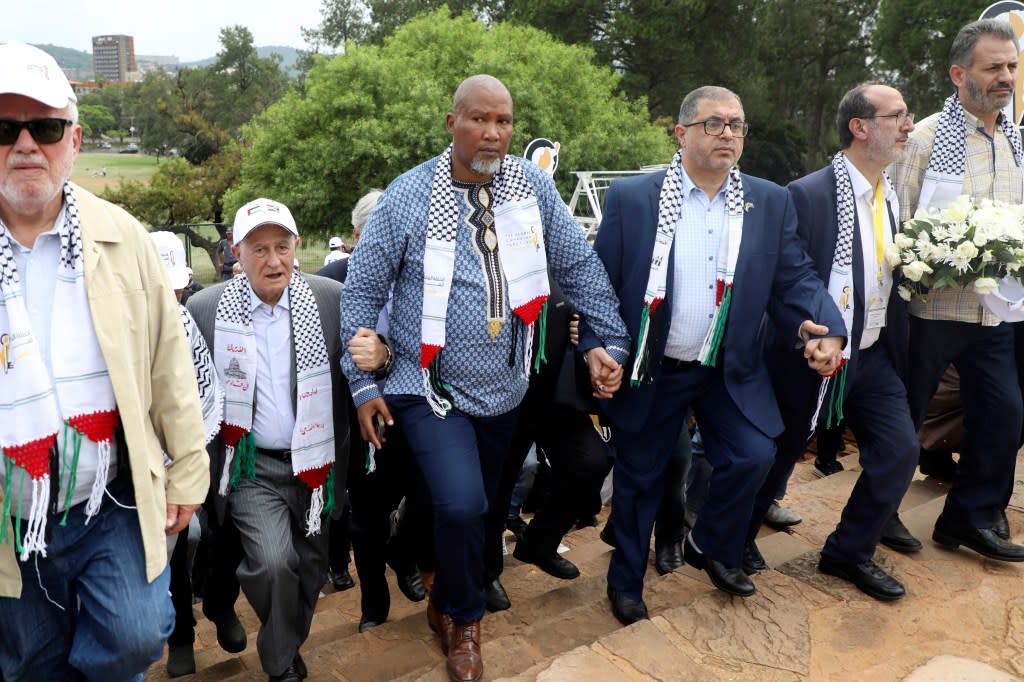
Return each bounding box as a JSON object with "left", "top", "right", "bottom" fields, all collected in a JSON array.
[
  {"left": 889, "top": 19, "right": 1024, "bottom": 562},
  {"left": 744, "top": 83, "right": 920, "bottom": 601},
  {"left": 582, "top": 85, "right": 845, "bottom": 621},
  {"left": 0, "top": 43, "right": 210, "bottom": 680}
]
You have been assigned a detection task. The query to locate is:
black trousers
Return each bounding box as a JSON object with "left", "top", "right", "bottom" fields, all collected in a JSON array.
[{"left": 486, "top": 396, "right": 610, "bottom": 580}]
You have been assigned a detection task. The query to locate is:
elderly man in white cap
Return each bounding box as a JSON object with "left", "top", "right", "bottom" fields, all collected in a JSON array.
[
  {"left": 186, "top": 198, "right": 350, "bottom": 682},
  {"left": 323, "top": 235, "right": 348, "bottom": 266},
  {"left": 0, "top": 44, "right": 210, "bottom": 681}
]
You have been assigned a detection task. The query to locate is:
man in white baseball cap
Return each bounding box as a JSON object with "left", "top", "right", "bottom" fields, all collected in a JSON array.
[
  {"left": 0, "top": 43, "right": 209, "bottom": 681},
  {"left": 186, "top": 197, "right": 350, "bottom": 681},
  {"left": 324, "top": 235, "right": 348, "bottom": 266}
]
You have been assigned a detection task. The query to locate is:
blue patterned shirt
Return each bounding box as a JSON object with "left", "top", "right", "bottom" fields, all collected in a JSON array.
[{"left": 340, "top": 155, "right": 630, "bottom": 417}]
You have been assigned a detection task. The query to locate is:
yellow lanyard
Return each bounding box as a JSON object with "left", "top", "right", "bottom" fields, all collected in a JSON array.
[{"left": 871, "top": 181, "right": 887, "bottom": 279}]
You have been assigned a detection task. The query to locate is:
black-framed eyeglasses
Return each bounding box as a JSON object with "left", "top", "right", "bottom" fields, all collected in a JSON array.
[
  {"left": 682, "top": 118, "right": 749, "bottom": 138},
  {"left": 862, "top": 111, "right": 915, "bottom": 125},
  {"left": 0, "top": 118, "right": 73, "bottom": 146}
]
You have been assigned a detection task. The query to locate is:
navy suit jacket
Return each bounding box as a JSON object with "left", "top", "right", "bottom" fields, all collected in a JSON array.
[
  {"left": 768, "top": 164, "right": 909, "bottom": 418},
  {"left": 582, "top": 169, "right": 845, "bottom": 438}
]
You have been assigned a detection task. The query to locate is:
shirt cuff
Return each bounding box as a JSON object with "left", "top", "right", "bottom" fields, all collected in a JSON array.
[{"left": 350, "top": 379, "right": 383, "bottom": 408}]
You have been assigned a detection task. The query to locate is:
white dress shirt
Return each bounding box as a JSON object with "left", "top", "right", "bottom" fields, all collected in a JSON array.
[
  {"left": 663, "top": 166, "right": 728, "bottom": 361},
  {"left": 250, "top": 286, "right": 296, "bottom": 449},
  {"left": 844, "top": 155, "right": 897, "bottom": 350}
]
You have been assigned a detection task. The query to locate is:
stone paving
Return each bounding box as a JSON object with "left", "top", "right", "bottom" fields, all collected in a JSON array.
[{"left": 150, "top": 446, "right": 1024, "bottom": 681}]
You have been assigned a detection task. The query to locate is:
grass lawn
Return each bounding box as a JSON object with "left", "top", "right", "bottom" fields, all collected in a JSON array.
[{"left": 72, "top": 151, "right": 160, "bottom": 195}]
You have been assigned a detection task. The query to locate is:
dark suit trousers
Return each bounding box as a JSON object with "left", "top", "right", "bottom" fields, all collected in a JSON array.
[
  {"left": 748, "top": 345, "right": 919, "bottom": 562},
  {"left": 388, "top": 394, "right": 519, "bottom": 625},
  {"left": 908, "top": 318, "right": 1022, "bottom": 527},
  {"left": 607, "top": 364, "right": 775, "bottom": 599},
  {"left": 229, "top": 455, "right": 329, "bottom": 676},
  {"left": 487, "top": 398, "right": 611, "bottom": 579}
]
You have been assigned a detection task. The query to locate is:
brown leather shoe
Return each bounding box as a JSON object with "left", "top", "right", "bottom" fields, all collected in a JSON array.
[
  {"left": 426, "top": 599, "right": 454, "bottom": 654},
  {"left": 446, "top": 620, "right": 483, "bottom": 682}
]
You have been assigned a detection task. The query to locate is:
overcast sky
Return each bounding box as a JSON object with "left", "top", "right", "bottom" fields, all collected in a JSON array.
[{"left": 8, "top": 1, "right": 326, "bottom": 62}]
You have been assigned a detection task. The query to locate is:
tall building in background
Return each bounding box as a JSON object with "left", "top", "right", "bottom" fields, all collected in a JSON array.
[{"left": 92, "top": 34, "right": 136, "bottom": 82}]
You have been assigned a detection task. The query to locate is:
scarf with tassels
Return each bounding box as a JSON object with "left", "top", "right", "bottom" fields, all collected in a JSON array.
[
  {"left": 919, "top": 94, "right": 1024, "bottom": 211},
  {"left": 0, "top": 182, "right": 118, "bottom": 560},
  {"left": 630, "top": 151, "right": 746, "bottom": 384},
  {"left": 213, "top": 272, "right": 335, "bottom": 535},
  {"left": 421, "top": 146, "right": 550, "bottom": 417}
]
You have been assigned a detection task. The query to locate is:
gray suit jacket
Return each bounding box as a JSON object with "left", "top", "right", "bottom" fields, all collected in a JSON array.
[{"left": 186, "top": 273, "right": 350, "bottom": 520}]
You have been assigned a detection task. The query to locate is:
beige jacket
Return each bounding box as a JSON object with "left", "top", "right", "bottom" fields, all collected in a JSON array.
[{"left": 0, "top": 184, "right": 210, "bottom": 597}]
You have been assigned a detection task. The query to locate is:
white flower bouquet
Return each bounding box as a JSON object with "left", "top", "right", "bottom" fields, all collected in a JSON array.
[{"left": 887, "top": 194, "right": 1024, "bottom": 303}]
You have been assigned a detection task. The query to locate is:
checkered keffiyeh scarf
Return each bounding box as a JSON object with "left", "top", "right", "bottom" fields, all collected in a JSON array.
[
  {"left": 630, "top": 150, "right": 745, "bottom": 385},
  {"left": 180, "top": 305, "right": 222, "bottom": 445},
  {"left": 0, "top": 182, "right": 118, "bottom": 560},
  {"left": 213, "top": 272, "right": 335, "bottom": 535},
  {"left": 420, "top": 146, "right": 549, "bottom": 417},
  {"left": 919, "top": 94, "right": 1024, "bottom": 210}
]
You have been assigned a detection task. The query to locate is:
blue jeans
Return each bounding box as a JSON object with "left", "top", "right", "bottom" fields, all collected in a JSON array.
[{"left": 0, "top": 478, "right": 174, "bottom": 681}]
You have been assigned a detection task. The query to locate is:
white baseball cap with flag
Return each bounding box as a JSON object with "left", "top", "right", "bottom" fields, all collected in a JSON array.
[
  {"left": 233, "top": 198, "right": 299, "bottom": 244},
  {"left": 328, "top": 236, "right": 343, "bottom": 249},
  {"left": 149, "top": 231, "right": 189, "bottom": 290},
  {"left": 0, "top": 43, "right": 77, "bottom": 108}
]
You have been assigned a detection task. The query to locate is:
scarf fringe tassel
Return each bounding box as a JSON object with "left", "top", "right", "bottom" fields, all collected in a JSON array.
[
  {"left": 630, "top": 300, "right": 662, "bottom": 386},
  {"left": 532, "top": 301, "right": 549, "bottom": 375},
  {"left": 699, "top": 284, "right": 732, "bottom": 367},
  {"left": 421, "top": 352, "right": 454, "bottom": 418},
  {"left": 808, "top": 362, "right": 848, "bottom": 436}
]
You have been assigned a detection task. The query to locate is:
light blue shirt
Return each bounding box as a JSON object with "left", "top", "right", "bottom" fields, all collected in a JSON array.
[
  {"left": 3, "top": 208, "right": 117, "bottom": 511},
  {"left": 249, "top": 287, "right": 295, "bottom": 449},
  {"left": 663, "top": 166, "right": 728, "bottom": 361}
]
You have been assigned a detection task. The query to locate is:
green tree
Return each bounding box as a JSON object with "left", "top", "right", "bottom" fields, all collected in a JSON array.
[
  {"left": 302, "top": 0, "right": 371, "bottom": 50},
  {"left": 873, "top": 0, "right": 980, "bottom": 117},
  {"left": 227, "top": 8, "right": 673, "bottom": 238},
  {"left": 78, "top": 104, "right": 116, "bottom": 142}
]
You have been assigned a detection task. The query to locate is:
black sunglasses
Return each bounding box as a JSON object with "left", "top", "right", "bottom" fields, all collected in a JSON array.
[{"left": 0, "top": 118, "right": 73, "bottom": 145}]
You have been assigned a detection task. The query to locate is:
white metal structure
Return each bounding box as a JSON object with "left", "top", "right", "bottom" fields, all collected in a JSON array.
[{"left": 567, "top": 166, "right": 668, "bottom": 240}]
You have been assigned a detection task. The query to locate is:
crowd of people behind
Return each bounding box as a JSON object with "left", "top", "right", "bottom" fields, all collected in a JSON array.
[{"left": 1, "top": 17, "right": 1024, "bottom": 682}]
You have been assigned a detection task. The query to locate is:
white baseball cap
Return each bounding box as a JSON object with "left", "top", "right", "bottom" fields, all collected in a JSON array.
[
  {"left": 328, "top": 236, "right": 343, "bottom": 249},
  {"left": 0, "top": 43, "right": 77, "bottom": 108},
  {"left": 149, "top": 231, "right": 189, "bottom": 290},
  {"left": 232, "top": 198, "right": 299, "bottom": 245}
]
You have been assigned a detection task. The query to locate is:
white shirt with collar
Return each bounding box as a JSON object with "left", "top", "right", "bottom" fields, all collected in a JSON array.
[
  {"left": 843, "top": 154, "right": 898, "bottom": 350},
  {"left": 249, "top": 286, "right": 296, "bottom": 449},
  {"left": 663, "top": 165, "right": 728, "bottom": 361}
]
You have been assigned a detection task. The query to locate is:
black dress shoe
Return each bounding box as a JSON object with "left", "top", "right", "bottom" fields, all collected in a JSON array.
[
  {"left": 329, "top": 566, "right": 356, "bottom": 591},
  {"left": 483, "top": 578, "right": 511, "bottom": 612},
  {"left": 994, "top": 509, "right": 1011, "bottom": 541},
  {"left": 879, "top": 514, "right": 922, "bottom": 553},
  {"left": 683, "top": 537, "right": 755, "bottom": 597},
  {"left": 358, "top": 617, "right": 384, "bottom": 633},
  {"left": 918, "top": 449, "right": 957, "bottom": 482},
  {"left": 654, "top": 540, "right": 684, "bottom": 575},
  {"left": 294, "top": 653, "right": 307, "bottom": 679},
  {"left": 575, "top": 515, "right": 599, "bottom": 529},
  {"left": 506, "top": 515, "right": 528, "bottom": 541},
  {"left": 818, "top": 556, "right": 905, "bottom": 601},
  {"left": 742, "top": 540, "right": 768, "bottom": 575},
  {"left": 607, "top": 586, "right": 649, "bottom": 625},
  {"left": 269, "top": 664, "right": 303, "bottom": 682},
  {"left": 599, "top": 523, "right": 616, "bottom": 548},
  {"left": 933, "top": 514, "right": 1024, "bottom": 561},
  {"left": 209, "top": 610, "right": 247, "bottom": 653},
  {"left": 166, "top": 642, "right": 196, "bottom": 678},
  {"left": 392, "top": 566, "right": 426, "bottom": 602},
  {"left": 513, "top": 541, "right": 581, "bottom": 579}
]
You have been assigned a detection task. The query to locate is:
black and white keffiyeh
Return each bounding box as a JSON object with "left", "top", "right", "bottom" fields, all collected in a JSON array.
[
  {"left": 0, "top": 182, "right": 118, "bottom": 559},
  {"left": 213, "top": 272, "right": 334, "bottom": 534},
  {"left": 631, "top": 150, "right": 745, "bottom": 384},
  {"left": 920, "top": 94, "right": 1024, "bottom": 210},
  {"left": 420, "top": 146, "right": 550, "bottom": 416}
]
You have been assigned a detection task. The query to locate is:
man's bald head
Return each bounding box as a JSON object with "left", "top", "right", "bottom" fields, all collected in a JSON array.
[
  {"left": 452, "top": 75, "right": 511, "bottom": 113},
  {"left": 446, "top": 74, "right": 514, "bottom": 182}
]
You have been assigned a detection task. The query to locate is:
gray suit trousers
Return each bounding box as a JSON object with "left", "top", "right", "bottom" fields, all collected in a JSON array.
[{"left": 229, "top": 455, "right": 328, "bottom": 675}]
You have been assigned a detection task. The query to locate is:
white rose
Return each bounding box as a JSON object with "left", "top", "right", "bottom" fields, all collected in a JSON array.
[
  {"left": 973, "top": 277, "right": 999, "bottom": 295},
  {"left": 940, "top": 195, "right": 973, "bottom": 223},
  {"left": 897, "top": 285, "right": 913, "bottom": 301},
  {"left": 885, "top": 243, "right": 903, "bottom": 268},
  {"left": 903, "top": 260, "right": 933, "bottom": 282},
  {"left": 956, "top": 241, "right": 979, "bottom": 260},
  {"left": 894, "top": 233, "right": 915, "bottom": 250},
  {"left": 982, "top": 250, "right": 995, "bottom": 263}
]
